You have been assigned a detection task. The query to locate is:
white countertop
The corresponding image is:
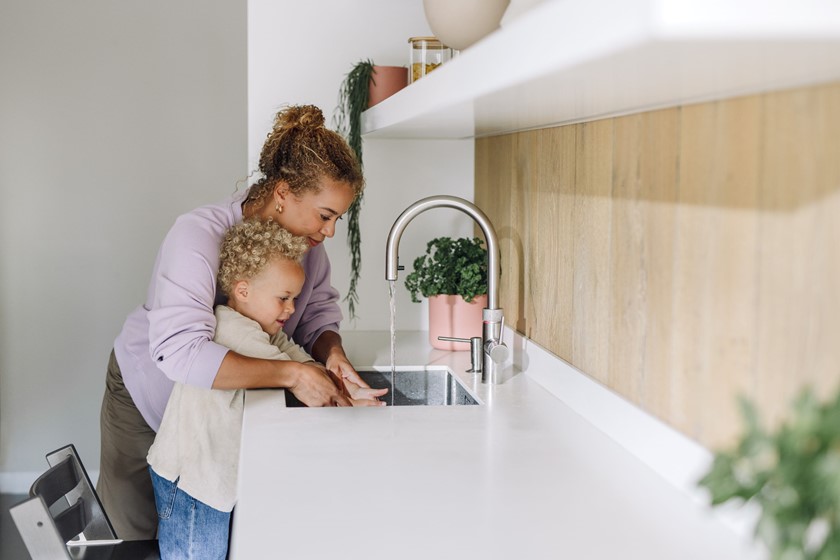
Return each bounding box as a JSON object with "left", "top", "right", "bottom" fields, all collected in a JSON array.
[{"left": 230, "top": 330, "right": 765, "bottom": 559}]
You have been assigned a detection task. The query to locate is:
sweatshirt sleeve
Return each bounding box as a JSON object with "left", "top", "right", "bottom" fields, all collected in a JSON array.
[
  {"left": 290, "top": 244, "right": 343, "bottom": 354},
  {"left": 269, "top": 330, "right": 314, "bottom": 364},
  {"left": 146, "top": 212, "right": 231, "bottom": 388}
]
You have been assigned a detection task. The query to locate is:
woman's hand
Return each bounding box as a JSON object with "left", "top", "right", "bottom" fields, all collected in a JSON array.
[
  {"left": 312, "top": 331, "right": 368, "bottom": 388},
  {"left": 325, "top": 351, "right": 367, "bottom": 388},
  {"left": 311, "top": 331, "right": 384, "bottom": 406},
  {"left": 288, "top": 362, "right": 351, "bottom": 407}
]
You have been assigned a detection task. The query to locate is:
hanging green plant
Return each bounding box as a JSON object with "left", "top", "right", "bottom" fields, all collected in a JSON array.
[
  {"left": 699, "top": 387, "right": 840, "bottom": 559},
  {"left": 334, "top": 59, "right": 374, "bottom": 320}
]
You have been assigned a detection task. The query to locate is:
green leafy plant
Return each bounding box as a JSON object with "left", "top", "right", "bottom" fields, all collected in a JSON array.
[
  {"left": 404, "top": 237, "right": 488, "bottom": 303},
  {"left": 699, "top": 387, "right": 840, "bottom": 559},
  {"left": 334, "top": 59, "right": 374, "bottom": 320}
]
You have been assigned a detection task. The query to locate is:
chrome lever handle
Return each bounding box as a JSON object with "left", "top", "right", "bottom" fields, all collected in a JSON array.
[{"left": 487, "top": 341, "right": 510, "bottom": 364}]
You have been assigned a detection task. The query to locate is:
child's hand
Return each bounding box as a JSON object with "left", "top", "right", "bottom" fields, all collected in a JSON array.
[
  {"left": 343, "top": 378, "right": 388, "bottom": 407},
  {"left": 322, "top": 365, "right": 387, "bottom": 407}
]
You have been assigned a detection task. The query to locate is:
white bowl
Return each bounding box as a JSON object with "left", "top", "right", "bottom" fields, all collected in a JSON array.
[{"left": 422, "top": 0, "right": 511, "bottom": 51}]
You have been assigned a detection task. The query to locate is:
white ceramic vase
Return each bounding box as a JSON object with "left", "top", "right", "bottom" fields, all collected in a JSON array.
[{"left": 422, "top": 0, "right": 511, "bottom": 51}]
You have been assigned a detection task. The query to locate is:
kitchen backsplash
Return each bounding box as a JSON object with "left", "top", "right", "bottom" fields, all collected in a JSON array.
[{"left": 475, "top": 81, "right": 840, "bottom": 449}]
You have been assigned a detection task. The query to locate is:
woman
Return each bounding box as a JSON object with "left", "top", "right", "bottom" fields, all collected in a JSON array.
[{"left": 98, "top": 104, "right": 372, "bottom": 540}]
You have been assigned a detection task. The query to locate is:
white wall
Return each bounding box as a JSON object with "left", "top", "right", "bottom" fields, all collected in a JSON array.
[
  {"left": 0, "top": 1, "right": 246, "bottom": 488},
  {"left": 0, "top": 0, "right": 474, "bottom": 490},
  {"left": 248, "top": 0, "right": 475, "bottom": 333}
]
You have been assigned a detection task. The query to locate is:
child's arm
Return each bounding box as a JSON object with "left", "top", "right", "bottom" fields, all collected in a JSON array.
[{"left": 343, "top": 378, "right": 388, "bottom": 407}]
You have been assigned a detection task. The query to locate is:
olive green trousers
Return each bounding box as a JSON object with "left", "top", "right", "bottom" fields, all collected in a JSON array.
[{"left": 96, "top": 350, "right": 157, "bottom": 540}]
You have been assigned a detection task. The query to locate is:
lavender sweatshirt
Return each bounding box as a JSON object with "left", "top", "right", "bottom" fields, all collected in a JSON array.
[{"left": 114, "top": 191, "right": 343, "bottom": 431}]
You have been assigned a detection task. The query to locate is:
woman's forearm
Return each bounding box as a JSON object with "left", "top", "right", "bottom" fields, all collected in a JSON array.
[
  {"left": 310, "top": 330, "right": 345, "bottom": 365},
  {"left": 211, "top": 349, "right": 351, "bottom": 406},
  {"left": 211, "top": 350, "right": 300, "bottom": 390},
  {"left": 310, "top": 330, "right": 371, "bottom": 389}
]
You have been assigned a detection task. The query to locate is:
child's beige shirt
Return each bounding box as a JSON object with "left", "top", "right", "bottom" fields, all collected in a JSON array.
[{"left": 147, "top": 305, "right": 313, "bottom": 511}]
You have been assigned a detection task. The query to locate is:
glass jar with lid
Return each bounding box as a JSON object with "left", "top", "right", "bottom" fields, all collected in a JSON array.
[{"left": 408, "top": 36, "right": 454, "bottom": 83}]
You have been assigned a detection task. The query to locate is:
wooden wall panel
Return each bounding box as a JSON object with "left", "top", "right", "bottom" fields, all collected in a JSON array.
[
  {"left": 571, "top": 120, "right": 614, "bottom": 385},
  {"left": 608, "top": 109, "right": 681, "bottom": 421},
  {"left": 527, "top": 127, "right": 576, "bottom": 357},
  {"left": 637, "top": 109, "right": 680, "bottom": 426},
  {"left": 675, "top": 98, "right": 761, "bottom": 446},
  {"left": 475, "top": 134, "right": 517, "bottom": 325},
  {"left": 811, "top": 84, "right": 840, "bottom": 397},
  {"left": 756, "top": 85, "right": 840, "bottom": 428},
  {"left": 609, "top": 114, "right": 648, "bottom": 405},
  {"left": 475, "top": 81, "right": 840, "bottom": 448},
  {"left": 508, "top": 131, "right": 532, "bottom": 336},
  {"left": 755, "top": 87, "right": 810, "bottom": 428}
]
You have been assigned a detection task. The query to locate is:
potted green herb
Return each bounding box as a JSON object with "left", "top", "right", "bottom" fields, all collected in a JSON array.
[
  {"left": 698, "top": 387, "right": 840, "bottom": 559},
  {"left": 335, "top": 60, "right": 407, "bottom": 320},
  {"left": 404, "top": 236, "right": 488, "bottom": 350}
]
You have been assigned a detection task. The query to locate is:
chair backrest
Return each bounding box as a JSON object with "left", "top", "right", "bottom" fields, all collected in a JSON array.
[
  {"left": 41, "top": 444, "right": 117, "bottom": 541},
  {"left": 10, "top": 444, "right": 160, "bottom": 560},
  {"left": 9, "top": 495, "right": 72, "bottom": 559},
  {"left": 10, "top": 443, "right": 118, "bottom": 559}
]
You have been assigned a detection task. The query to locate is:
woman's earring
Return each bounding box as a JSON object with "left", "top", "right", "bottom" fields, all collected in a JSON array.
[{"left": 275, "top": 202, "right": 283, "bottom": 214}]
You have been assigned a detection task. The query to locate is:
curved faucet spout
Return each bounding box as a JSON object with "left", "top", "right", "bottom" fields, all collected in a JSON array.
[
  {"left": 385, "top": 195, "right": 508, "bottom": 384},
  {"left": 385, "top": 195, "right": 500, "bottom": 310}
]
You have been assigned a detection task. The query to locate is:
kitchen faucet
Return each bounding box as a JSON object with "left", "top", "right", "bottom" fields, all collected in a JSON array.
[{"left": 385, "top": 195, "right": 509, "bottom": 384}]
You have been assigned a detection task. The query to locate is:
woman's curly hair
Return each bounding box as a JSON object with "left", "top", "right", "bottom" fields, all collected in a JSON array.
[
  {"left": 243, "top": 104, "right": 364, "bottom": 213},
  {"left": 217, "top": 219, "right": 309, "bottom": 297}
]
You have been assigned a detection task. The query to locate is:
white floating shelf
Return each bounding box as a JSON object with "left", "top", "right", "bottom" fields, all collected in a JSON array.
[{"left": 361, "top": 0, "right": 840, "bottom": 139}]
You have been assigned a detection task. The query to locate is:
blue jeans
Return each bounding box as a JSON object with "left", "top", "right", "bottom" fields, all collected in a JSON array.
[{"left": 149, "top": 467, "right": 231, "bottom": 560}]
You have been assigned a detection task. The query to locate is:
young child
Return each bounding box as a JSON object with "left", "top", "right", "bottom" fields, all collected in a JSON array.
[{"left": 146, "top": 219, "right": 385, "bottom": 559}]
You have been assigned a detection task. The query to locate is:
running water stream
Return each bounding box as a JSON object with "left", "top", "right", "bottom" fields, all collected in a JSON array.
[{"left": 388, "top": 280, "right": 396, "bottom": 406}]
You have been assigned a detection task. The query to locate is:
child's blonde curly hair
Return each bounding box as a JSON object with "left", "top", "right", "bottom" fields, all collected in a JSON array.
[{"left": 217, "top": 219, "right": 309, "bottom": 297}]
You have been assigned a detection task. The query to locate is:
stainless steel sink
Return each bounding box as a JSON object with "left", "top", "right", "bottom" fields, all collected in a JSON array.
[{"left": 284, "top": 368, "right": 480, "bottom": 407}]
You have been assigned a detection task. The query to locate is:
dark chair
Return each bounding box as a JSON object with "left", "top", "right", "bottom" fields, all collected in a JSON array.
[{"left": 9, "top": 444, "right": 159, "bottom": 559}]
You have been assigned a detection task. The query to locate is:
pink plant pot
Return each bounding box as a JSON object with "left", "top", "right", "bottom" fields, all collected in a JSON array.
[
  {"left": 368, "top": 66, "right": 408, "bottom": 108},
  {"left": 428, "top": 293, "right": 488, "bottom": 350}
]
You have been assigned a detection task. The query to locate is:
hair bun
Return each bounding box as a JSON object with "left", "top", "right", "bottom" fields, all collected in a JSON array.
[{"left": 276, "top": 104, "right": 325, "bottom": 131}]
